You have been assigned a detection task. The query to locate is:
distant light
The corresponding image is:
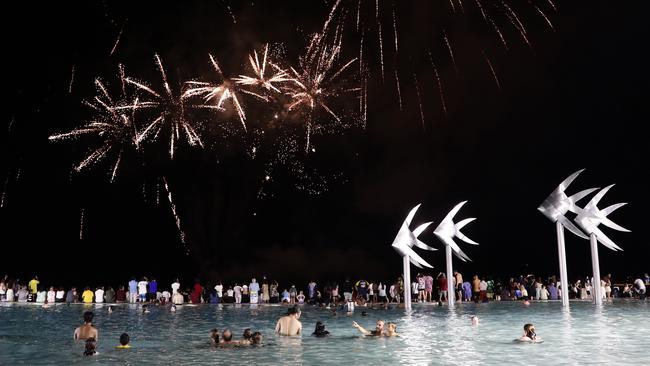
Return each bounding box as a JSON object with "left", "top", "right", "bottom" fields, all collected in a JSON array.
[
  {"left": 274, "top": 114, "right": 279, "bottom": 119},
  {"left": 311, "top": 148, "right": 316, "bottom": 152},
  {"left": 265, "top": 175, "right": 270, "bottom": 180}
]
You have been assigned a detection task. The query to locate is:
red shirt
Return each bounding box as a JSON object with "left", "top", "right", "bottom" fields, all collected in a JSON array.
[
  {"left": 190, "top": 283, "right": 203, "bottom": 303},
  {"left": 438, "top": 277, "right": 448, "bottom": 291}
]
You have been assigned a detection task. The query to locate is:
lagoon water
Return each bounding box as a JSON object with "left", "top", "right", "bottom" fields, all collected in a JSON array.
[{"left": 0, "top": 300, "right": 647, "bottom": 365}]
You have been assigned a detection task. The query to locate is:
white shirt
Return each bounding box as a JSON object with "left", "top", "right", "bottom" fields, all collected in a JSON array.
[
  {"left": 162, "top": 291, "right": 171, "bottom": 300},
  {"left": 138, "top": 281, "right": 148, "bottom": 295},
  {"left": 215, "top": 285, "right": 223, "bottom": 297},
  {"left": 227, "top": 289, "right": 234, "bottom": 297},
  {"left": 5, "top": 288, "right": 14, "bottom": 301},
  {"left": 56, "top": 290, "right": 65, "bottom": 299},
  {"left": 95, "top": 289, "right": 105, "bottom": 303},
  {"left": 171, "top": 282, "right": 180, "bottom": 294},
  {"left": 379, "top": 284, "right": 387, "bottom": 297},
  {"left": 47, "top": 290, "right": 56, "bottom": 303},
  {"left": 479, "top": 281, "right": 488, "bottom": 291},
  {"left": 36, "top": 291, "right": 47, "bottom": 303}
]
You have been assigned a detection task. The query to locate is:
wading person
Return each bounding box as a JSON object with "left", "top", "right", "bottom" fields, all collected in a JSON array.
[
  {"left": 74, "top": 311, "right": 98, "bottom": 341},
  {"left": 275, "top": 306, "right": 302, "bottom": 336}
]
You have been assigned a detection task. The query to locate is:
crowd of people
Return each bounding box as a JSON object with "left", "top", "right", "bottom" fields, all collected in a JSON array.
[{"left": 0, "top": 271, "right": 647, "bottom": 306}]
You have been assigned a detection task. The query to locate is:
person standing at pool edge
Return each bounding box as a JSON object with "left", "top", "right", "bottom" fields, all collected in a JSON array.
[{"left": 128, "top": 278, "right": 138, "bottom": 303}]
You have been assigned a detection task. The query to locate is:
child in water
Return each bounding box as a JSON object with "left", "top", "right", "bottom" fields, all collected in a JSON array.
[{"left": 116, "top": 333, "right": 131, "bottom": 349}]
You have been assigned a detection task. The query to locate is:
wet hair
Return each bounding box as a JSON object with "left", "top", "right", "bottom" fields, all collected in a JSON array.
[
  {"left": 243, "top": 328, "right": 252, "bottom": 340},
  {"left": 84, "top": 337, "right": 97, "bottom": 356},
  {"left": 313, "top": 321, "right": 329, "bottom": 337},
  {"left": 524, "top": 323, "right": 535, "bottom": 337},
  {"left": 287, "top": 306, "right": 301, "bottom": 315},
  {"left": 119, "top": 333, "right": 130, "bottom": 346},
  {"left": 222, "top": 329, "right": 233, "bottom": 342},
  {"left": 361, "top": 311, "right": 368, "bottom": 316},
  {"left": 83, "top": 311, "right": 94, "bottom": 323},
  {"left": 210, "top": 329, "right": 220, "bottom": 344},
  {"left": 251, "top": 332, "right": 262, "bottom": 345}
]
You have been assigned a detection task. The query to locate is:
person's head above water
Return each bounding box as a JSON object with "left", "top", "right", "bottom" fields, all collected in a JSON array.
[
  {"left": 251, "top": 332, "right": 262, "bottom": 345},
  {"left": 375, "top": 320, "right": 385, "bottom": 332},
  {"left": 386, "top": 322, "right": 397, "bottom": 334},
  {"left": 119, "top": 333, "right": 130, "bottom": 347},
  {"left": 83, "top": 311, "right": 94, "bottom": 324},
  {"left": 524, "top": 323, "right": 536, "bottom": 338},
  {"left": 222, "top": 329, "right": 233, "bottom": 342},
  {"left": 243, "top": 328, "right": 252, "bottom": 340},
  {"left": 287, "top": 306, "right": 301, "bottom": 318},
  {"left": 210, "top": 329, "right": 220, "bottom": 344},
  {"left": 313, "top": 321, "right": 329, "bottom": 336}
]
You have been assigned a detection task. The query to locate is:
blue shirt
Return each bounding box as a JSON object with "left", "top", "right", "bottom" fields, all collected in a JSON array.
[
  {"left": 149, "top": 280, "right": 158, "bottom": 294},
  {"left": 128, "top": 280, "right": 137, "bottom": 294}
]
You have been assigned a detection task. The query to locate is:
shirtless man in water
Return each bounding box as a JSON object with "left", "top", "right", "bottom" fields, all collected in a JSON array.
[
  {"left": 74, "top": 311, "right": 98, "bottom": 341},
  {"left": 352, "top": 320, "right": 399, "bottom": 337},
  {"left": 275, "top": 306, "right": 302, "bottom": 336}
]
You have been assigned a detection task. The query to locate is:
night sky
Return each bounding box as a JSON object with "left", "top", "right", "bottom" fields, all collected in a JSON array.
[{"left": 1, "top": 1, "right": 648, "bottom": 288}]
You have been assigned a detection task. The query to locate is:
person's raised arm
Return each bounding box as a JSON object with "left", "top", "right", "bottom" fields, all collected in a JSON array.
[
  {"left": 275, "top": 319, "right": 281, "bottom": 334},
  {"left": 74, "top": 328, "right": 79, "bottom": 340},
  {"left": 352, "top": 321, "right": 371, "bottom": 335}
]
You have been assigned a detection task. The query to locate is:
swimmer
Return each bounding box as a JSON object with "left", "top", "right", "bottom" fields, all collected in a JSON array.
[
  {"left": 312, "top": 321, "right": 330, "bottom": 337},
  {"left": 361, "top": 311, "right": 368, "bottom": 316},
  {"left": 210, "top": 329, "right": 220, "bottom": 345},
  {"left": 384, "top": 322, "right": 399, "bottom": 337},
  {"left": 275, "top": 306, "right": 302, "bottom": 336},
  {"left": 142, "top": 305, "right": 150, "bottom": 314},
  {"left": 108, "top": 305, "right": 114, "bottom": 314},
  {"left": 116, "top": 333, "right": 131, "bottom": 349},
  {"left": 517, "top": 323, "right": 543, "bottom": 343},
  {"left": 171, "top": 304, "right": 176, "bottom": 312},
  {"left": 74, "top": 311, "right": 98, "bottom": 341},
  {"left": 471, "top": 315, "right": 479, "bottom": 325},
  {"left": 220, "top": 329, "right": 237, "bottom": 344},
  {"left": 251, "top": 332, "right": 263, "bottom": 345},
  {"left": 352, "top": 319, "right": 397, "bottom": 337},
  {"left": 240, "top": 328, "right": 253, "bottom": 345},
  {"left": 523, "top": 300, "right": 530, "bottom": 306},
  {"left": 83, "top": 337, "right": 97, "bottom": 356}
]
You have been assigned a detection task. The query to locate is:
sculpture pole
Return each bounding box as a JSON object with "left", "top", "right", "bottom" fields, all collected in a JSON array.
[
  {"left": 556, "top": 221, "right": 570, "bottom": 307},
  {"left": 589, "top": 233, "right": 602, "bottom": 305},
  {"left": 391, "top": 204, "right": 435, "bottom": 312},
  {"left": 445, "top": 244, "right": 455, "bottom": 306},
  {"left": 403, "top": 255, "right": 412, "bottom": 310}
]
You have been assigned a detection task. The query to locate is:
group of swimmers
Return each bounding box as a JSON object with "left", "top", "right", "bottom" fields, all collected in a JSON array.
[
  {"left": 72, "top": 301, "right": 543, "bottom": 357},
  {"left": 210, "top": 328, "right": 263, "bottom": 346}
]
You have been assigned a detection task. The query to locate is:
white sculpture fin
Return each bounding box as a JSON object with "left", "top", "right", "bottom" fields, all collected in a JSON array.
[
  {"left": 412, "top": 222, "right": 432, "bottom": 238},
  {"left": 455, "top": 218, "right": 478, "bottom": 245},
  {"left": 558, "top": 215, "right": 589, "bottom": 239}
]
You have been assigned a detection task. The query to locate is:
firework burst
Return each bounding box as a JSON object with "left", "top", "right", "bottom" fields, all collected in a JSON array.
[
  {"left": 124, "top": 54, "right": 203, "bottom": 159},
  {"left": 49, "top": 74, "right": 140, "bottom": 182},
  {"left": 285, "top": 31, "right": 360, "bottom": 152},
  {"left": 182, "top": 54, "right": 254, "bottom": 132}
]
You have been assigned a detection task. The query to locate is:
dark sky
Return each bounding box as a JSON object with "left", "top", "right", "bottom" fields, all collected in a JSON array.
[{"left": 1, "top": 1, "right": 648, "bottom": 288}]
